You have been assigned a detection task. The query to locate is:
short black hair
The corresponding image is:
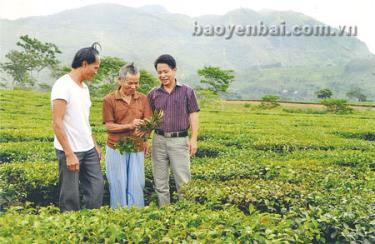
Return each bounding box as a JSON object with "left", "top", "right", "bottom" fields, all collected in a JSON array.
[
  {"left": 71, "top": 42, "right": 101, "bottom": 69},
  {"left": 154, "top": 54, "right": 176, "bottom": 70}
]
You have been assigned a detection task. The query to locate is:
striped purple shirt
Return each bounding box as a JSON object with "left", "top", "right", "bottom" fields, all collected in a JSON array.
[{"left": 147, "top": 82, "right": 200, "bottom": 132}]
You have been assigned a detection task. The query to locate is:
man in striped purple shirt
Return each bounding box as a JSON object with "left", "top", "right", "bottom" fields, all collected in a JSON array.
[{"left": 148, "top": 54, "right": 200, "bottom": 207}]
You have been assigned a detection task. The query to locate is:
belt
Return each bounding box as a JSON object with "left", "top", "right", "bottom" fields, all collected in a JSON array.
[{"left": 154, "top": 129, "right": 188, "bottom": 138}]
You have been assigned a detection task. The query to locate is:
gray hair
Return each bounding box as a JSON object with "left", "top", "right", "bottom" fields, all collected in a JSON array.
[{"left": 119, "top": 62, "right": 139, "bottom": 78}]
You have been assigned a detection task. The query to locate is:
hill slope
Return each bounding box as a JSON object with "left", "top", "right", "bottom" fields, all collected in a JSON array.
[{"left": 0, "top": 4, "right": 374, "bottom": 99}]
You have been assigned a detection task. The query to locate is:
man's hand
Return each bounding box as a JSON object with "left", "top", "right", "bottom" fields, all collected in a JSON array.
[
  {"left": 134, "top": 128, "right": 146, "bottom": 138},
  {"left": 66, "top": 153, "right": 80, "bottom": 171},
  {"left": 95, "top": 145, "right": 102, "bottom": 161},
  {"left": 189, "top": 138, "right": 198, "bottom": 156},
  {"left": 143, "top": 141, "right": 149, "bottom": 157},
  {"left": 130, "top": 119, "right": 143, "bottom": 130}
]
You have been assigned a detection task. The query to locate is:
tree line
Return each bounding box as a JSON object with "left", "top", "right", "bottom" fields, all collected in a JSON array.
[
  {"left": 0, "top": 35, "right": 235, "bottom": 97},
  {"left": 0, "top": 35, "right": 369, "bottom": 103}
]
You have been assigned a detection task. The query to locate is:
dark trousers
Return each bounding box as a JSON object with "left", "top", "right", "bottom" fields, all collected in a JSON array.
[{"left": 56, "top": 148, "right": 104, "bottom": 212}]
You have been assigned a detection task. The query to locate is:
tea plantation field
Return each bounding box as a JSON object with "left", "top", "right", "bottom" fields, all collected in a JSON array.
[{"left": 0, "top": 89, "right": 374, "bottom": 243}]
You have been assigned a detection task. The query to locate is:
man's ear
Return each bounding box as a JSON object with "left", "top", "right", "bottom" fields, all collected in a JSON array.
[{"left": 82, "top": 60, "right": 88, "bottom": 67}]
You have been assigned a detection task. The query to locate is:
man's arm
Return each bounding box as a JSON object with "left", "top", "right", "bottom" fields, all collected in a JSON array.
[
  {"left": 189, "top": 112, "right": 199, "bottom": 156},
  {"left": 104, "top": 119, "right": 144, "bottom": 133},
  {"left": 102, "top": 96, "right": 142, "bottom": 133},
  {"left": 52, "top": 99, "right": 80, "bottom": 171},
  {"left": 104, "top": 122, "right": 136, "bottom": 133},
  {"left": 91, "top": 135, "right": 102, "bottom": 161}
]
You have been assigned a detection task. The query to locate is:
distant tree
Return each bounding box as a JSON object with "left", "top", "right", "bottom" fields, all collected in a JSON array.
[
  {"left": 198, "top": 66, "right": 234, "bottom": 94},
  {"left": 90, "top": 56, "right": 158, "bottom": 97},
  {"left": 259, "top": 95, "right": 280, "bottom": 109},
  {"left": 346, "top": 87, "right": 367, "bottom": 102},
  {"left": 92, "top": 56, "right": 126, "bottom": 85},
  {"left": 138, "top": 69, "right": 159, "bottom": 94},
  {"left": 89, "top": 56, "right": 124, "bottom": 96},
  {"left": 51, "top": 65, "right": 71, "bottom": 79},
  {"left": 195, "top": 88, "right": 221, "bottom": 108},
  {"left": 0, "top": 35, "right": 61, "bottom": 88},
  {"left": 315, "top": 88, "right": 333, "bottom": 99},
  {"left": 321, "top": 98, "right": 353, "bottom": 114}
]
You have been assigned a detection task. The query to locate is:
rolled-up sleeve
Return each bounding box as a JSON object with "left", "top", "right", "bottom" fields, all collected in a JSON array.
[{"left": 102, "top": 96, "right": 114, "bottom": 124}]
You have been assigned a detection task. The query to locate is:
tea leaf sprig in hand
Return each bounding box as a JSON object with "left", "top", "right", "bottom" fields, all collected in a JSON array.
[
  {"left": 115, "top": 110, "right": 164, "bottom": 154},
  {"left": 138, "top": 110, "right": 164, "bottom": 133},
  {"left": 115, "top": 137, "right": 138, "bottom": 154}
]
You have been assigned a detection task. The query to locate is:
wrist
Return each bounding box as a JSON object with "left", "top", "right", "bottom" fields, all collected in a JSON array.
[
  {"left": 125, "top": 123, "right": 134, "bottom": 130},
  {"left": 65, "top": 151, "right": 74, "bottom": 157}
]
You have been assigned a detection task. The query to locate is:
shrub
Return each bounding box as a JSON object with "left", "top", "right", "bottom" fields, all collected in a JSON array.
[
  {"left": 320, "top": 99, "right": 353, "bottom": 114},
  {"left": 0, "top": 201, "right": 325, "bottom": 243},
  {"left": 259, "top": 95, "right": 280, "bottom": 109}
]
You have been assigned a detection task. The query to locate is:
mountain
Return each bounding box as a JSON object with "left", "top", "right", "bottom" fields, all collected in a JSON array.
[{"left": 1, "top": 3, "right": 374, "bottom": 100}]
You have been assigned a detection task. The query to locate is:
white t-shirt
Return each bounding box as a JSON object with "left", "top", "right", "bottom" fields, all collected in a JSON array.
[{"left": 51, "top": 74, "right": 94, "bottom": 152}]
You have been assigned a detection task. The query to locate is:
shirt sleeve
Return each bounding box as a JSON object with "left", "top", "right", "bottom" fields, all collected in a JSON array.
[
  {"left": 102, "top": 96, "right": 115, "bottom": 124},
  {"left": 143, "top": 96, "right": 153, "bottom": 119},
  {"left": 187, "top": 88, "right": 200, "bottom": 113},
  {"left": 51, "top": 79, "right": 70, "bottom": 103},
  {"left": 147, "top": 90, "right": 156, "bottom": 112}
]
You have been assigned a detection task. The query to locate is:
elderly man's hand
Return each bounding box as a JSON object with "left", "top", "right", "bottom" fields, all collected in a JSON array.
[{"left": 130, "top": 119, "right": 143, "bottom": 130}]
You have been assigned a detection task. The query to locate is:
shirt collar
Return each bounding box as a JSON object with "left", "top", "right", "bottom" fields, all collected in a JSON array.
[
  {"left": 158, "top": 79, "right": 182, "bottom": 91},
  {"left": 114, "top": 89, "right": 140, "bottom": 100}
]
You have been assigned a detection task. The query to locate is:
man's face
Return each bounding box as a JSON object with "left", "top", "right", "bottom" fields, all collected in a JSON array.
[
  {"left": 156, "top": 63, "right": 176, "bottom": 87},
  {"left": 119, "top": 73, "right": 140, "bottom": 95},
  {"left": 83, "top": 56, "right": 100, "bottom": 80}
]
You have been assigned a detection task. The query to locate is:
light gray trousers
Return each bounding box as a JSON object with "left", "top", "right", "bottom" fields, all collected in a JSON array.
[{"left": 151, "top": 134, "right": 191, "bottom": 207}]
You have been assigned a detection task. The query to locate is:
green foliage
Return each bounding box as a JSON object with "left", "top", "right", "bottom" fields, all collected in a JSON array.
[
  {"left": 89, "top": 56, "right": 126, "bottom": 96},
  {"left": 283, "top": 108, "right": 327, "bottom": 114},
  {"left": 259, "top": 95, "right": 280, "bottom": 109},
  {"left": 315, "top": 88, "right": 333, "bottom": 99},
  {"left": 50, "top": 64, "right": 71, "bottom": 79},
  {"left": 0, "top": 35, "right": 61, "bottom": 88},
  {"left": 138, "top": 69, "right": 159, "bottom": 94},
  {"left": 198, "top": 66, "right": 234, "bottom": 94},
  {"left": 321, "top": 98, "right": 353, "bottom": 114},
  {"left": 0, "top": 201, "right": 326, "bottom": 243},
  {"left": 0, "top": 162, "right": 58, "bottom": 210},
  {"left": 0, "top": 141, "right": 56, "bottom": 163},
  {"left": 115, "top": 110, "right": 163, "bottom": 154},
  {"left": 1, "top": 89, "right": 375, "bottom": 243},
  {"left": 94, "top": 56, "right": 126, "bottom": 83},
  {"left": 138, "top": 110, "right": 164, "bottom": 133},
  {"left": 89, "top": 57, "right": 158, "bottom": 97},
  {"left": 115, "top": 137, "right": 139, "bottom": 154},
  {"left": 195, "top": 89, "right": 221, "bottom": 108}
]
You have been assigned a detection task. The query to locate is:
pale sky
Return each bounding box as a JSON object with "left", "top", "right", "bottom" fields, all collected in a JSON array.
[{"left": 1, "top": 0, "right": 374, "bottom": 54}]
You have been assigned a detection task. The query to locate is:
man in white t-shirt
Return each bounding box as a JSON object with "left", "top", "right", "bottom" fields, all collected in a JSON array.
[{"left": 51, "top": 43, "right": 104, "bottom": 212}]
